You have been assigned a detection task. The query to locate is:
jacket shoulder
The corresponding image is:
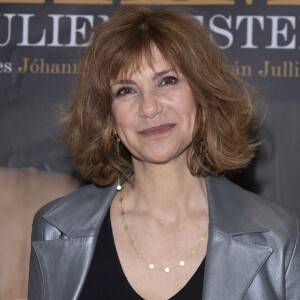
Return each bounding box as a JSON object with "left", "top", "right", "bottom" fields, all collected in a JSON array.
[
  {"left": 243, "top": 186, "right": 297, "bottom": 235},
  {"left": 208, "top": 176, "right": 298, "bottom": 235},
  {"left": 32, "top": 184, "right": 98, "bottom": 225},
  {"left": 31, "top": 183, "right": 116, "bottom": 241}
]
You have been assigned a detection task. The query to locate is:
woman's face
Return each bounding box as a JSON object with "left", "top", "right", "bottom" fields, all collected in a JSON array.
[{"left": 111, "top": 46, "right": 197, "bottom": 165}]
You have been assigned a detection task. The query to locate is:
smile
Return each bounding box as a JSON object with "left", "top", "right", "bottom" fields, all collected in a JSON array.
[{"left": 138, "top": 124, "right": 176, "bottom": 137}]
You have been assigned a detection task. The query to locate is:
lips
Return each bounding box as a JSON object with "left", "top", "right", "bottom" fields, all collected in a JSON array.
[{"left": 138, "top": 124, "right": 176, "bottom": 137}]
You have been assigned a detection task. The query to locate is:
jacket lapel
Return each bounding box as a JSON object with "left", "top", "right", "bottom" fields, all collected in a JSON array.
[
  {"left": 202, "top": 176, "right": 273, "bottom": 300},
  {"left": 32, "top": 237, "right": 96, "bottom": 299},
  {"left": 32, "top": 181, "right": 118, "bottom": 300}
]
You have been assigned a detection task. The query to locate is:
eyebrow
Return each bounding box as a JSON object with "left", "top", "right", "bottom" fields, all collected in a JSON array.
[
  {"left": 153, "top": 69, "right": 173, "bottom": 80},
  {"left": 112, "top": 79, "right": 135, "bottom": 86},
  {"left": 111, "top": 69, "right": 174, "bottom": 87}
]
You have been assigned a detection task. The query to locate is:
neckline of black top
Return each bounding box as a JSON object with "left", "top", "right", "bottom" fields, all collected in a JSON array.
[{"left": 79, "top": 206, "right": 205, "bottom": 299}]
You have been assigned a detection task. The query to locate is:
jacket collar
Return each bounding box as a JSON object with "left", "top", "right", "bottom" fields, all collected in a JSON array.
[
  {"left": 43, "top": 176, "right": 270, "bottom": 239},
  {"left": 206, "top": 175, "right": 270, "bottom": 236}
]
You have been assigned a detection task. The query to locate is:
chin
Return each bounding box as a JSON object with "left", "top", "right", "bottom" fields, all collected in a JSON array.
[{"left": 134, "top": 148, "right": 187, "bottom": 165}]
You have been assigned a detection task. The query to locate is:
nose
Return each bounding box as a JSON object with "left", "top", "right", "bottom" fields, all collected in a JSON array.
[{"left": 139, "top": 91, "right": 163, "bottom": 119}]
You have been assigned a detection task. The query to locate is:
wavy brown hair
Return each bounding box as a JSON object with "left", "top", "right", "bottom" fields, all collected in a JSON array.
[{"left": 62, "top": 6, "right": 261, "bottom": 186}]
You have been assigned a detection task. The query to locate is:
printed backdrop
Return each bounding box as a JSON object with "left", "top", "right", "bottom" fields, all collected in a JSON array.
[{"left": 0, "top": 0, "right": 299, "bottom": 299}]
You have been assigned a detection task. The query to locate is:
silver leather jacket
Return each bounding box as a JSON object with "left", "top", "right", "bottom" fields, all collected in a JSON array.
[{"left": 28, "top": 176, "right": 300, "bottom": 300}]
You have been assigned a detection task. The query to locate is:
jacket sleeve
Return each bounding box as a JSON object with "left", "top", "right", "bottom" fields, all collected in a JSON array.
[{"left": 285, "top": 211, "right": 300, "bottom": 300}]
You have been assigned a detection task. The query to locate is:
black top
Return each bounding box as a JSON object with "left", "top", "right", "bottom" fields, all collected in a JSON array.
[{"left": 79, "top": 207, "right": 205, "bottom": 299}]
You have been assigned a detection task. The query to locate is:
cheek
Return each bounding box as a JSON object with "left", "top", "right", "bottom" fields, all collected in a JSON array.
[
  {"left": 112, "top": 103, "right": 125, "bottom": 125},
  {"left": 112, "top": 103, "right": 135, "bottom": 134},
  {"left": 177, "top": 94, "right": 197, "bottom": 124}
]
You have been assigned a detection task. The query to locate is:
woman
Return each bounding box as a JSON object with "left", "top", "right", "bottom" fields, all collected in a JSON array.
[{"left": 28, "top": 6, "right": 300, "bottom": 300}]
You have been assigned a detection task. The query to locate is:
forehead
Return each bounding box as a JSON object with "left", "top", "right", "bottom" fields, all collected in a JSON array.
[{"left": 111, "top": 45, "right": 177, "bottom": 81}]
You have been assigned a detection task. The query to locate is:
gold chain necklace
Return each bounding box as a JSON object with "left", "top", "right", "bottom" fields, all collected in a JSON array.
[{"left": 118, "top": 189, "right": 207, "bottom": 273}]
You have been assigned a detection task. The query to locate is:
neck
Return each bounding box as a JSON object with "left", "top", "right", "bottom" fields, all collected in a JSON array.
[{"left": 125, "top": 156, "right": 208, "bottom": 219}]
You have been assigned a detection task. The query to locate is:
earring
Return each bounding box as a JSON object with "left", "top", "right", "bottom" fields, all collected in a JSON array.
[{"left": 115, "top": 132, "right": 122, "bottom": 191}]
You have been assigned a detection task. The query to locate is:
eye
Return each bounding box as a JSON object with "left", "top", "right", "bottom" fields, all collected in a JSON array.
[
  {"left": 115, "top": 87, "right": 134, "bottom": 97},
  {"left": 160, "top": 76, "right": 178, "bottom": 87}
]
